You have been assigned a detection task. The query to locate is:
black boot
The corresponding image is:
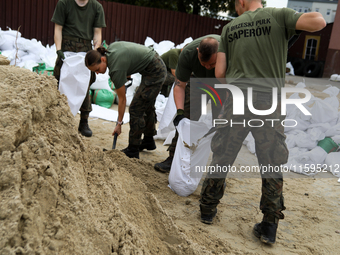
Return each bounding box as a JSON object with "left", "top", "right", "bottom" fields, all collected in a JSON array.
[
  {"left": 154, "top": 156, "right": 173, "bottom": 173},
  {"left": 253, "top": 220, "right": 278, "bottom": 244},
  {"left": 139, "top": 136, "right": 156, "bottom": 151},
  {"left": 78, "top": 118, "right": 92, "bottom": 137},
  {"left": 200, "top": 208, "right": 217, "bottom": 225},
  {"left": 121, "top": 145, "right": 139, "bottom": 159}
]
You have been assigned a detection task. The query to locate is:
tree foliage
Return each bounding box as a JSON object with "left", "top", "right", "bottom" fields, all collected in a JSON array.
[{"left": 107, "top": 0, "right": 266, "bottom": 17}]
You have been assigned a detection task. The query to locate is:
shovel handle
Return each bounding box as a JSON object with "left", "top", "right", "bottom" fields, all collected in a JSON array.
[{"left": 112, "top": 133, "right": 118, "bottom": 149}]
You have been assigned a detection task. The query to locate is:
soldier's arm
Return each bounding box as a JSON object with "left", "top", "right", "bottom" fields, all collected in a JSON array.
[
  {"left": 173, "top": 78, "right": 186, "bottom": 110},
  {"left": 93, "top": 27, "right": 102, "bottom": 50},
  {"left": 171, "top": 68, "right": 176, "bottom": 77},
  {"left": 296, "top": 12, "right": 326, "bottom": 32},
  {"left": 54, "top": 24, "right": 63, "bottom": 51},
  {"left": 215, "top": 52, "right": 227, "bottom": 82}
]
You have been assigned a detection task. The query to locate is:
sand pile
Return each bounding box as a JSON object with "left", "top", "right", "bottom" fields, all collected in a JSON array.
[
  {"left": 0, "top": 65, "right": 209, "bottom": 255},
  {"left": 0, "top": 55, "right": 10, "bottom": 65}
]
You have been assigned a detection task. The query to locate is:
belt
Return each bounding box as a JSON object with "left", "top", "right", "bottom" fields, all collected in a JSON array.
[{"left": 63, "top": 35, "right": 91, "bottom": 44}]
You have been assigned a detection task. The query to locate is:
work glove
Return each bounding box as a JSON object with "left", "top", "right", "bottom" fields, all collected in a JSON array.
[
  {"left": 57, "top": 50, "right": 65, "bottom": 60},
  {"left": 173, "top": 109, "right": 185, "bottom": 126}
]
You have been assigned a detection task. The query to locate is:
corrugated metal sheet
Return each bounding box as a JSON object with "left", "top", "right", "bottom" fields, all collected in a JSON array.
[{"left": 1, "top": 0, "right": 229, "bottom": 46}]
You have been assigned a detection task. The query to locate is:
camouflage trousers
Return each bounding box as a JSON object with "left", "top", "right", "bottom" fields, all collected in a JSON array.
[
  {"left": 200, "top": 91, "right": 288, "bottom": 221},
  {"left": 53, "top": 35, "right": 96, "bottom": 119},
  {"left": 160, "top": 71, "right": 175, "bottom": 97},
  {"left": 129, "top": 54, "right": 167, "bottom": 146}
]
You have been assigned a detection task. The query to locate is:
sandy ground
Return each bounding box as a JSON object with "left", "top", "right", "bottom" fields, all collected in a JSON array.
[
  {"left": 84, "top": 76, "right": 340, "bottom": 255},
  {"left": 0, "top": 64, "right": 339, "bottom": 255}
]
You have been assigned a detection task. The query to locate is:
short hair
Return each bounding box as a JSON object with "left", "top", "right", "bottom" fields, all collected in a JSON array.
[{"left": 198, "top": 37, "right": 219, "bottom": 62}]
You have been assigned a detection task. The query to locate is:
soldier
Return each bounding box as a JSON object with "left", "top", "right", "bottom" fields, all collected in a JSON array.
[
  {"left": 52, "top": 0, "right": 106, "bottom": 137},
  {"left": 154, "top": 35, "right": 221, "bottom": 173},
  {"left": 85, "top": 42, "right": 167, "bottom": 159},
  {"left": 196, "top": 0, "right": 326, "bottom": 245}
]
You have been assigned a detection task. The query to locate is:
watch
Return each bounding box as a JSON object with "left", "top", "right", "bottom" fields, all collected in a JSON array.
[{"left": 117, "top": 120, "right": 124, "bottom": 125}]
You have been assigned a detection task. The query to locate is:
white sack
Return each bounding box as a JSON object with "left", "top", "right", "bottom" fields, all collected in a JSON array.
[
  {"left": 309, "top": 97, "right": 339, "bottom": 124},
  {"left": 155, "top": 94, "right": 168, "bottom": 122},
  {"left": 0, "top": 34, "right": 16, "bottom": 51},
  {"left": 157, "top": 84, "right": 176, "bottom": 138},
  {"left": 168, "top": 118, "right": 213, "bottom": 197},
  {"left": 89, "top": 104, "right": 130, "bottom": 123},
  {"left": 330, "top": 74, "right": 338, "bottom": 81},
  {"left": 322, "top": 86, "right": 339, "bottom": 97},
  {"left": 285, "top": 146, "right": 328, "bottom": 176},
  {"left": 324, "top": 152, "right": 340, "bottom": 178},
  {"left": 286, "top": 62, "right": 294, "bottom": 75},
  {"left": 90, "top": 69, "right": 112, "bottom": 90},
  {"left": 144, "top": 37, "right": 155, "bottom": 47},
  {"left": 59, "top": 52, "right": 90, "bottom": 116}
]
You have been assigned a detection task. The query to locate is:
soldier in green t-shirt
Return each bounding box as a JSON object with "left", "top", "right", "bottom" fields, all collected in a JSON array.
[
  {"left": 160, "top": 48, "right": 182, "bottom": 97},
  {"left": 199, "top": 0, "right": 326, "bottom": 245},
  {"left": 51, "top": 0, "right": 106, "bottom": 137},
  {"left": 154, "top": 35, "right": 221, "bottom": 173},
  {"left": 85, "top": 42, "right": 167, "bottom": 159}
]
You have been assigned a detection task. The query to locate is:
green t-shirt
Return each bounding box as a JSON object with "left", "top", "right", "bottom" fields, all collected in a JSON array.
[
  {"left": 51, "top": 0, "right": 106, "bottom": 41},
  {"left": 219, "top": 7, "right": 303, "bottom": 91},
  {"left": 176, "top": 34, "right": 221, "bottom": 82},
  {"left": 106, "top": 42, "right": 156, "bottom": 89},
  {"left": 161, "top": 48, "right": 181, "bottom": 73}
]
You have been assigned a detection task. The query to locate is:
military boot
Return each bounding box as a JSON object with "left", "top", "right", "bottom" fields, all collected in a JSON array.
[
  {"left": 253, "top": 215, "right": 279, "bottom": 244},
  {"left": 200, "top": 208, "right": 217, "bottom": 225},
  {"left": 139, "top": 136, "right": 156, "bottom": 151},
  {"left": 154, "top": 156, "right": 173, "bottom": 173},
  {"left": 121, "top": 145, "right": 139, "bottom": 159},
  {"left": 78, "top": 118, "right": 92, "bottom": 137}
]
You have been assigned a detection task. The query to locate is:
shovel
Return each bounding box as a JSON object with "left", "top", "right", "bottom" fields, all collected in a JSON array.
[{"left": 104, "top": 78, "right": 133, "bottom": 151}]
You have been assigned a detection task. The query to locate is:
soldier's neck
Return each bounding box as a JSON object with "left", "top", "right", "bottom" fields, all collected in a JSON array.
[{"left": 75, "top": 0, "right": 89, "bottom": 7}]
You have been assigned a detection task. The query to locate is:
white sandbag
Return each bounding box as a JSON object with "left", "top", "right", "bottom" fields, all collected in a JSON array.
[
  {"left": 330, "top": 74, "right": 338, "bottom": 81},
  {"left": 295, "top": 131, "right": 318, "bottom": 149},
  {"left": 322, "top": 86, "right": 339, "bottom": 97},
  {"left": 243, "top": 132, "right": 255, "bottom": 154},
  {"left": 162, "top": 129, "right": 176, "bottom": 145},
  {"left": 89, "top": 104, "right": 130, "bottom": 123},
  {"left": 157, "top": 84, "right": 176, "bottom": 138},
  {"left": 168, "top": 118, "right": 213, "bottom": 197},
  {"left": 284, "top": 116, "right": 310, "bottom": 132},
  {"left": 90, "top": 69, "right": 111, "bottom": 90},
  {"left": 125, "top": 73, "right": 141, "bottom": 106},
  {"left": 59, "top": 52, "right": 90, "bottom": 116},
  {"left": 40, "top": 44, "right": 57, "bottom": 68},
  {"left": 0, "top": 34, "right": 16, "bottom": 51},
  {"left": 17, "top": 60, "right": 39, "bottom": 71},
  {"left": 155, "top": 94, "right": 168, "bottom": 122},
  {"left": 144, "top": 37, "right": 155, "bottom": 47},
  {"left": 325, "top": 122, "right": 340, "bottom": 137},
  {"left": 285, "top": 146, "right": 328, "bottom": 176},
  {"left": 3, "top": 29, "right": 21, "bottom": 38},
  {"left": 309, "top": 97, "right": 338, "bottom": 124},
  {"left": 176, "top": 37, "right": 193, "bottom": 49},
  {"left": 306, "top": 127, "right": 326, "bottom": 142},
  {"left": 324, "top": 152, "right": 340, "bottom": 178},
  {"left": 331, "top": 135, "right": 340, "bottom": 144},
  {"left": 1, "top": 49, "right": 16, "bottom": 61},
  {"left": 285, "top": 133, "right": 296, "bottom": 149},
  {"left": 286, "top": 62, "right": 294, "bottom": 75}
]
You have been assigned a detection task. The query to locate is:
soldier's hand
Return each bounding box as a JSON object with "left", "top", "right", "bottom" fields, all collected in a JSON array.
[
  {"left": 173, "top": 109, "right": 185, "bottom": 126},
  {"left": 57, "top": 50, "right": 65, "bottom": 60}
]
